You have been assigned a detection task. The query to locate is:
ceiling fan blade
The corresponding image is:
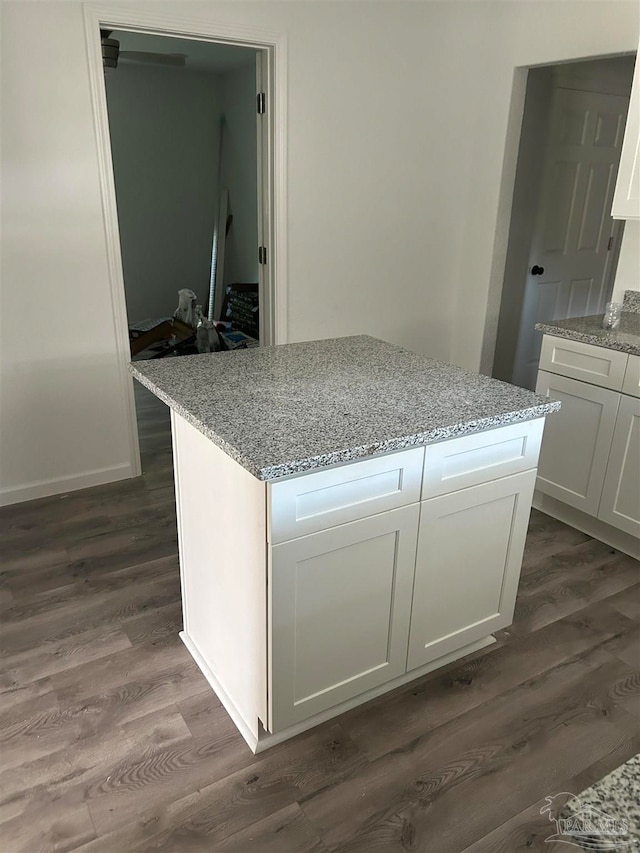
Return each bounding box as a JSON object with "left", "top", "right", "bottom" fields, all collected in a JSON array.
[{"left": 119, "top": 51, "right": 187, "bottom": 67}]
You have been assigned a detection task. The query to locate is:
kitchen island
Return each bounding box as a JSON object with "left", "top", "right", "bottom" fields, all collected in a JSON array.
[
  {"left": 131, "top": 335, "right": 559, "bottom": 752},
  {"left": 534, "top": 293, "right": 640, "bottom": 557}
]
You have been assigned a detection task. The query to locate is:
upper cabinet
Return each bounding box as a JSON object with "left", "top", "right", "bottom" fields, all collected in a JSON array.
[{"left": 612, "top": 50, "right": 640, "bottom": 219}]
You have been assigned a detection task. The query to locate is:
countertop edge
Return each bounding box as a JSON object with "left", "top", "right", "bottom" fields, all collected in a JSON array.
[
  {"left": 130, "top": 363, "right": 560, "bottom": 482},
  {"left": 535, "top": 322, "right": 640, "bottom": 356},
  {"left": 130, "top": 366, "right": 264, "bottom": 479}
]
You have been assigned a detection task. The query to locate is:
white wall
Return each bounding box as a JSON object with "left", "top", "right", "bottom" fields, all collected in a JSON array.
[
  {"left": 2, "top": 0, "right": 639, "bottom": 505},
  {"left": 612, "top": 221, "right": 640, "bottom": 301},
  {"left": 1, "top": 1, "right": 133, "bottom": 504},
  {"left": 219, "top": 61, "right": 259, "bottom": 287},
  {"left": 105, "top": 62, "right": 223, "bottom": 320}
]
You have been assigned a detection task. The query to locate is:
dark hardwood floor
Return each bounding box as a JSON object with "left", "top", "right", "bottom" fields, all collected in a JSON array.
[{"left": 1, "top": 385, "right": 638, "bottom": 852}]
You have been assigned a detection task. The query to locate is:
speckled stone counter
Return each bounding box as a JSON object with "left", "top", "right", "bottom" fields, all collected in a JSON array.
[
  {"left": 559, "top": 753, "right": 639, "bottom": 851},
  {"left": 623, "top": 289, "right": 640, "bottom": 313},
  {"left": 130, "top": 335, "right": 559, "bottom": 481},
  {"left": 535, "top": 311, "right": 640, "bottom": 356}
]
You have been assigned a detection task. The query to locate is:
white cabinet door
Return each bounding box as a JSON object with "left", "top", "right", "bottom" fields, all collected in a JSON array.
[
  {"left": 535, "top": 370, "right": 619, "bottom": 515},
  {"left": 599, "top": 395, "right": 640, "bottom": 537},
  {"left": 268, "top": 504, "right": 419, "bottom": 732},
  {"left": 407, "top": 470, "right": 536, "bottom": 671},
  {"left": 622, "top": 354, "right": 640, "bottom": 398}
]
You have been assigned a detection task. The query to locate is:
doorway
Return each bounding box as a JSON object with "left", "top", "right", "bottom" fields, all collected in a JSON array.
[
  {"left": 492, "top": 56, "right": 635, "bottom": 390},
  {"left": 83, "top": 6, "right": 287, "bottom": 479},
  {"left": 105, "top": 33, "right": 260, "bottom": 338},
  {"left": 103, "top": 31, "right": 263, "bottom": 467}
]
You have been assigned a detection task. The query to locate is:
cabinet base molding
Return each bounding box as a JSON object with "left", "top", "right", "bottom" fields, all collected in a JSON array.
[
  {"left": 533, "top": 492, "right": 640, "bottom": 560},
  {"left": 182, "top": 630, "right": 496, "bottom": 753}
]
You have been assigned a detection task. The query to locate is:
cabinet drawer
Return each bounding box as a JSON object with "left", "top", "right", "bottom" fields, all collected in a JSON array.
[
  {"left": 268, "top": 447, "right": 424, "bottom": 544},
  {"left": 421, "top": 419, "right": 544, "bottom": 500},
  {"left": 539, "top": 335, "right": 628, "bottom": 391},
  {"left": 622, "top": 354, "right": 640, "bottom": 398}
]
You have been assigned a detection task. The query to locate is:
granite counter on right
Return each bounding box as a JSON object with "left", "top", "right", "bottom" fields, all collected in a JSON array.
[{"left": 532, "top": 289, "right": 640, "bottom": 559}]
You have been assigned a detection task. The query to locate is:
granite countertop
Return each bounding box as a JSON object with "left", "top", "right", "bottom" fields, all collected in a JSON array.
[
  {"left": 130, "top": 335, "right": 559, "bottom": 481},
  {"left": 535, "top": 311, "right": 640, "bottom": 355},
  {"left": 557, "top": 753, "right": 639, "bottom": 851}
]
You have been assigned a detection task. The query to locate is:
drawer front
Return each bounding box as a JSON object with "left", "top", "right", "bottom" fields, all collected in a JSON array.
[
  {"left": 539, "top": 335, "right": 628, "bottom": 391},
  {"left": 268, "top": 447, "right": 424, "bottom": 544},
  {"left": 421, "top": 419, "right": 545, "bottom": 500},
  {"left": 622, "top": 354, "right": 640, "bottom": 398}
]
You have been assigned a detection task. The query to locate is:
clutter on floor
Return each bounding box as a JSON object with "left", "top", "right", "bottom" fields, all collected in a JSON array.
[{"left": 129, "top": 283, "right": 259, "bottom": 359}]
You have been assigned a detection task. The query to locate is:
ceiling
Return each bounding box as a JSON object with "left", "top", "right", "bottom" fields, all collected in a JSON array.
[{"left": 111, "top": 31, "right": 259, "bottom": 73}]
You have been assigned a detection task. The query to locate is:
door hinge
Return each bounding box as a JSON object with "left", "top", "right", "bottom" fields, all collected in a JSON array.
[
  {"left": 257, "top": 92, "right": 266, "bottom": 114},
  {"left": 258, "top": 246, "right": 267, "bottom": 265},
  {"left": 607, "top": 236, "right": 614, "bottom": 251}
]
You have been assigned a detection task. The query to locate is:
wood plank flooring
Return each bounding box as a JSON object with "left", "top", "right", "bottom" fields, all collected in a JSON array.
[{"left": 1, "top": 385, "right": 638, "bottom": 852}]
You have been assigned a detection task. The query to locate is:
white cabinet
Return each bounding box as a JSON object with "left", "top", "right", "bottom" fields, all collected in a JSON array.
[
  {"left": 612, "top": 50, "right": 639, "bottom": 220},
  {"left": 269, "top": 504, "right": 419, "bottom": 731},
  {"left": 535, "top": 370, "right": 620, "bottom": 514},
  {"left": 407, "top": 470, "right": 536, "bottom": 671},
  {"left": 599, "top": 394, "right": 640, "bottom": 537},
  {"left": 268, "top": 422, "right": 544, "bottom": 733},
  {"left": 535, "top": 335, "right": 640, "bottom": 549},
  {"left": 172, "top": 413, "right": 545, "bottom": 751}
]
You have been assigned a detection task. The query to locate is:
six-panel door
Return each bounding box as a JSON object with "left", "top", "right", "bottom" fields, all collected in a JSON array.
[
  {"left": 407, "top": 470, "right": 537, "bottom": 671},
  {"left": 268, "top": 504, "right": 419, "bottom": 732}
]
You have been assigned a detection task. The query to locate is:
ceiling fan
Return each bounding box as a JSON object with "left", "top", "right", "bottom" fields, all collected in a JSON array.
[{"left": 101, "top": 30, "right": 187, "bottom": 69}]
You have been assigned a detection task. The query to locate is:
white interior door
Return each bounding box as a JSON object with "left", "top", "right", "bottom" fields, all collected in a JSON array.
[{"left": 512, "top": 87, "right": 629, "bottom": 390}]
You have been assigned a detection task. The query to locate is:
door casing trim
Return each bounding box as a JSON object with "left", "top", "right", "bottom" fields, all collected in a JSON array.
[{"left": 83, "top": 4, "right": 288, "bottom": 479}]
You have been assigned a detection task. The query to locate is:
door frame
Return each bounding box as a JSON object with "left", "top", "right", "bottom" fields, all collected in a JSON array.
[
  {"left": 480, "top": 53, "right": 634, "bottom": 379},
  {"left": 83, "top": 4, "right": 288, "bottom": 477}
]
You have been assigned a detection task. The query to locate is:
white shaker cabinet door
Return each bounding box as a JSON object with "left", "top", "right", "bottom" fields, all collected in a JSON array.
[
  {"left": 599, "top": 394, "right": 640, "bottom": 537},
  {"left": 268, "top": 504, "right": 419, "bottom": 732},
  {"left": 407, "top": 470, "right": 536, "bottom": 672},
  {"left": 535, "top": 370, "right": 619, "bottom": 515}
]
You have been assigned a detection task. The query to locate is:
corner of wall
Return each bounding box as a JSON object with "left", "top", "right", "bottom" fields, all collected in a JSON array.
[{"left": 612, "top": 220, "right": 640, "bottom": 302}]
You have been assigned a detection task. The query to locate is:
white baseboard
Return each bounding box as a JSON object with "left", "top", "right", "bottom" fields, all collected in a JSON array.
[
  {"left": 253, "top": 635, "right": 496, "bottom": 753},
  {"left": 181, "top": 629, "right": 496, "bottom": 754},
  {"left": 533, "top": 491, "right": 640, "bottom": 560},
  {"left": 0, "top": 462, "right": 135, "bottom": 508}
]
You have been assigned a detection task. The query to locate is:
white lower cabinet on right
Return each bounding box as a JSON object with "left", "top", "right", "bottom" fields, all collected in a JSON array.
[
  {"left": 269, "top": 504, "right": 420, "bottom": 732},
  {"left": 599, "top": 394, "right": 640, "bottom": 537},
  {"left": 534, "top": 371, "right": 620, "bottom": 515},
  {"left": 407, "top": 469, "right": 537, "bottom": 671},
  {"left": 535, "top": 338, "right": 640, "bottom": 547}
]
